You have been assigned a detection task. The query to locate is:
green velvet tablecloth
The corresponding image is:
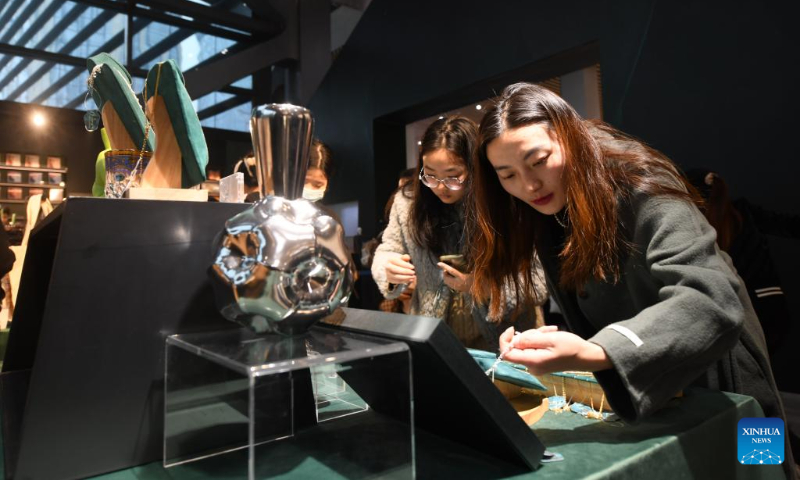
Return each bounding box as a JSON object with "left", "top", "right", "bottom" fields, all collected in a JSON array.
[
  {"left": 527, "top": 388, "right": 785, "bottom": 480},
  {"left": 1, "top": 388, "right": 787, "bottom": 479}
]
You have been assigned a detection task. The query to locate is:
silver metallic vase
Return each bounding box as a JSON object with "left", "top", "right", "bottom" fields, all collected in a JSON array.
[
  {"left": 210, "top": 104, "right": 353, "bottom": 335},
  {"left": 250, "top": 103, "right": 314, "bottom": 200}
]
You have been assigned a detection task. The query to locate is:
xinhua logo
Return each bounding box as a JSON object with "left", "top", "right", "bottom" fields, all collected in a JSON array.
[{"left": 738, "top": 417, "right": 784, "bottom": 465}]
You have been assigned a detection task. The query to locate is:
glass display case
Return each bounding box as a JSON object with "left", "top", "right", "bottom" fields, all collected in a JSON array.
[{"left": 165, "top": 325, "right": 414, "bottom": 479}]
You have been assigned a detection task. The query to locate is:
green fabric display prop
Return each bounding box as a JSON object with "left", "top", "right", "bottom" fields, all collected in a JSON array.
[
  {"left": 86, "top": 53, "right": 154, "bottom": 153},
  {"left": 143, "top": 59, "right": 208, "bottom": 188},
  {"left": 467, "top": 348, "right": 547, "bottom": 391}
]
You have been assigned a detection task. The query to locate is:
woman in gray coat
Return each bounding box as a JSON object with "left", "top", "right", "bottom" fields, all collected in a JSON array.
[{"left": 469, "top": 83, "right": 794, "bottom": 473}]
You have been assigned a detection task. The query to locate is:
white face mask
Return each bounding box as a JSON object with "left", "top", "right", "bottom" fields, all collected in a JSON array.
[{"left": 302, "top": 187, "right": 325, "bottom": 202}]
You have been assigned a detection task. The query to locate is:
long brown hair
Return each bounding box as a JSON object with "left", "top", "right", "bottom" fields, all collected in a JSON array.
[
  {"left": 470, "top": 83, "right": 701, "bottom": 317},
  {"left": 410, "top": 116, "right": 478, "bottom": 256},
  {"left": 383, "top": 168, "right": 416, "bottom": 222}
]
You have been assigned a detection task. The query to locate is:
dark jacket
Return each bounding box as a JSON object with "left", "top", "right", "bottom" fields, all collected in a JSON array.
[
  {"left": 538, "top": 191, "right": 788, "bottom": 432},
  {"left": 727, "top": 198, "right": 796, "bottom": 377}
]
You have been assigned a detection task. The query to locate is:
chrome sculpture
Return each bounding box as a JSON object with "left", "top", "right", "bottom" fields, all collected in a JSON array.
[
  {"left": 210, "top": 104, "right": 353, "bottom": 335},
  {"left": 250, "top": 103, "right": 314, "bottom": 200}
]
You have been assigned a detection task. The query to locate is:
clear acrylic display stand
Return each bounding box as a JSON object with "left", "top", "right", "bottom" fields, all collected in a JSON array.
[{"left": 164, "top": 325, "right": 414, "bottom": 479}]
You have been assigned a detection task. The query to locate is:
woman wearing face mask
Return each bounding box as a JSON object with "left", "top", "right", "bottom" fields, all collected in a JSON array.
[
  {"left": 470, "top": 83, "right": 794, "bottom": 471},
  {"left": 372, "top": 116, "right": 541, "bottom": 349},
  {"left": 236, "top": 140, "right": 333, "bottom": 203}
]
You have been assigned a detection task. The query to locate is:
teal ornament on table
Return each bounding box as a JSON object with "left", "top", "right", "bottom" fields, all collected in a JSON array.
[
  {"left": 569, "top": 402, "right": 615, "bottom": 421},
  {"left": 467, "top": 348, "right": 547, "bottom": 391}
]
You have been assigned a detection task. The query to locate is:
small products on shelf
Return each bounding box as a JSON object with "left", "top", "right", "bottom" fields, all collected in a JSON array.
[
  {"left": 1, "top": 153, "right": 68, "bottom": 209},
  {"left": 7, "top": 187, "right": 22, "bottom": 200},
  {"left": 5, "top": 153, "right": 21, "bottom": 166},
  {"left": 24, "top": 155, "right": 40, "bottom": 167}
]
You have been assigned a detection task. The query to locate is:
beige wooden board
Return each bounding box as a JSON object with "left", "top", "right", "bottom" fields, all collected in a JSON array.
[{"left": 126, "top": 187, "right": 208, "bottom": 202}]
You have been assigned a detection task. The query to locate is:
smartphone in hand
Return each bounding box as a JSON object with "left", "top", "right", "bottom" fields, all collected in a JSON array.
[{"left": 439, "top": 254, "right": 467, "bottom": 273}]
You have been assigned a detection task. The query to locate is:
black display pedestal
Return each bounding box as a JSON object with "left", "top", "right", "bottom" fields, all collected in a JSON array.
[
  {"left": 0, "top": 197, "right": 545, "bottom": 480},
  {"left": 1, "top": 198, "right": 250, "bottom": 480}
]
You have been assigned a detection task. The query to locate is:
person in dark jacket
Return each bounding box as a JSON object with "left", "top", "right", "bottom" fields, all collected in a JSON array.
[
  {"left": 685, "top": 168, "right": 799, "bottom": 392},
  {"left": 468, "top": 82, "right": 795, "bottom": 476}
]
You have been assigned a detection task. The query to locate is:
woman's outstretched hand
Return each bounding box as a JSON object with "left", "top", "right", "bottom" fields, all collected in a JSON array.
[
  {"left": 386, "top": 254, "right": 416, "bottom": 284},
  {"left": 499, "top": 326, "right": 612, "bottom": 375}
]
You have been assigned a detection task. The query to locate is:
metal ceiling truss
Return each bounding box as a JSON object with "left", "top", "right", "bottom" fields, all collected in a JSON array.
[
  {"left": 69, "top": 0, "right": 281, "bottom": 42},
  {"left": 4, "top": 9, "right": 121, "bottom": 102},
  {"left": 26, "top": 1, "right": 257, "bottom": 118},
  {"left": 2, "top": 0, "right": 344, "bottom": 126},
  {"left": 31, "top": 29, "right": 125, "bottom": 104},
  {"left": 5, "top": 1, "right": 245, "bottom": 105},
  {"left": 60, "top": 0, "right": 247, "bottom": 108},
  {"left": 0, "top": 0, "right": 41, "bottom": 45},
  {"left": 0, "top": 0, "right": 62, "bottom": 72},
  {"left": 196, "top": 93, "right": 250, "bottom": 120},
  {"left": 0, "top": 42, "right": 86, "bottom": 69},
  {"left": 0, "top": 0, "right": 27, "bottom": 32},
  {"left": 0, "top": 3, "right": 89, "bottom": 91},
  {"left": 184, "top": 0, "right": 331, "bottom": 106}
]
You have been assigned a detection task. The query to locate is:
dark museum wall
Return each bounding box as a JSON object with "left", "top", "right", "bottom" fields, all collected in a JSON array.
[
  {"left": 0, "top": 100, "right": 103, "bottom": 199},
  {"left": 309, "top": 0, "right": 800, "bottom": 238},
  {"left": 308, "top": 0, "right": 800, "bottom": 389}
]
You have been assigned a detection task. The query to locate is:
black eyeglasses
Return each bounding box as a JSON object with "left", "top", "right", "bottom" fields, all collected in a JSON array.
[{"left": 418, "top": 168, "right": 465, "bottom": 191}]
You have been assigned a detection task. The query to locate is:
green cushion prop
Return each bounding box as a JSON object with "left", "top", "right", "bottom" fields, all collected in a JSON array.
[
  {"left": 144, "top": 60, "right": 208, "bottom": 188},
  {"left": 467, "top": 348, "right": 547, "bottom": 391},
  {"left": 86, "top": 53, "right": 154, "bottom": 153}
]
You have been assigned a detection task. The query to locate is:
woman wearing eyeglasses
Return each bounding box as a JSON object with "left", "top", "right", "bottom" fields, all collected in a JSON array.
[{"left": 372, "top": 116, "right": 541, "bottom": 349}]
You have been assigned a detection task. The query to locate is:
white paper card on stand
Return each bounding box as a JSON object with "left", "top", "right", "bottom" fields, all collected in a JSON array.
[{"left": 219, "top": 172, "right": 245, "bottom": 203}]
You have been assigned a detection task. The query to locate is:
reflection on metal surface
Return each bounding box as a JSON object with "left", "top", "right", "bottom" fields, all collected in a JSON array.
[
  {"left": 210, "top": 196, "right": 354, "bottom": 335},
  {"left": 211, "top": 103, "right": 349, "bottom": 336},
  {"left": 250, "top": 104, "right": 314, "bottom": 200}
]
